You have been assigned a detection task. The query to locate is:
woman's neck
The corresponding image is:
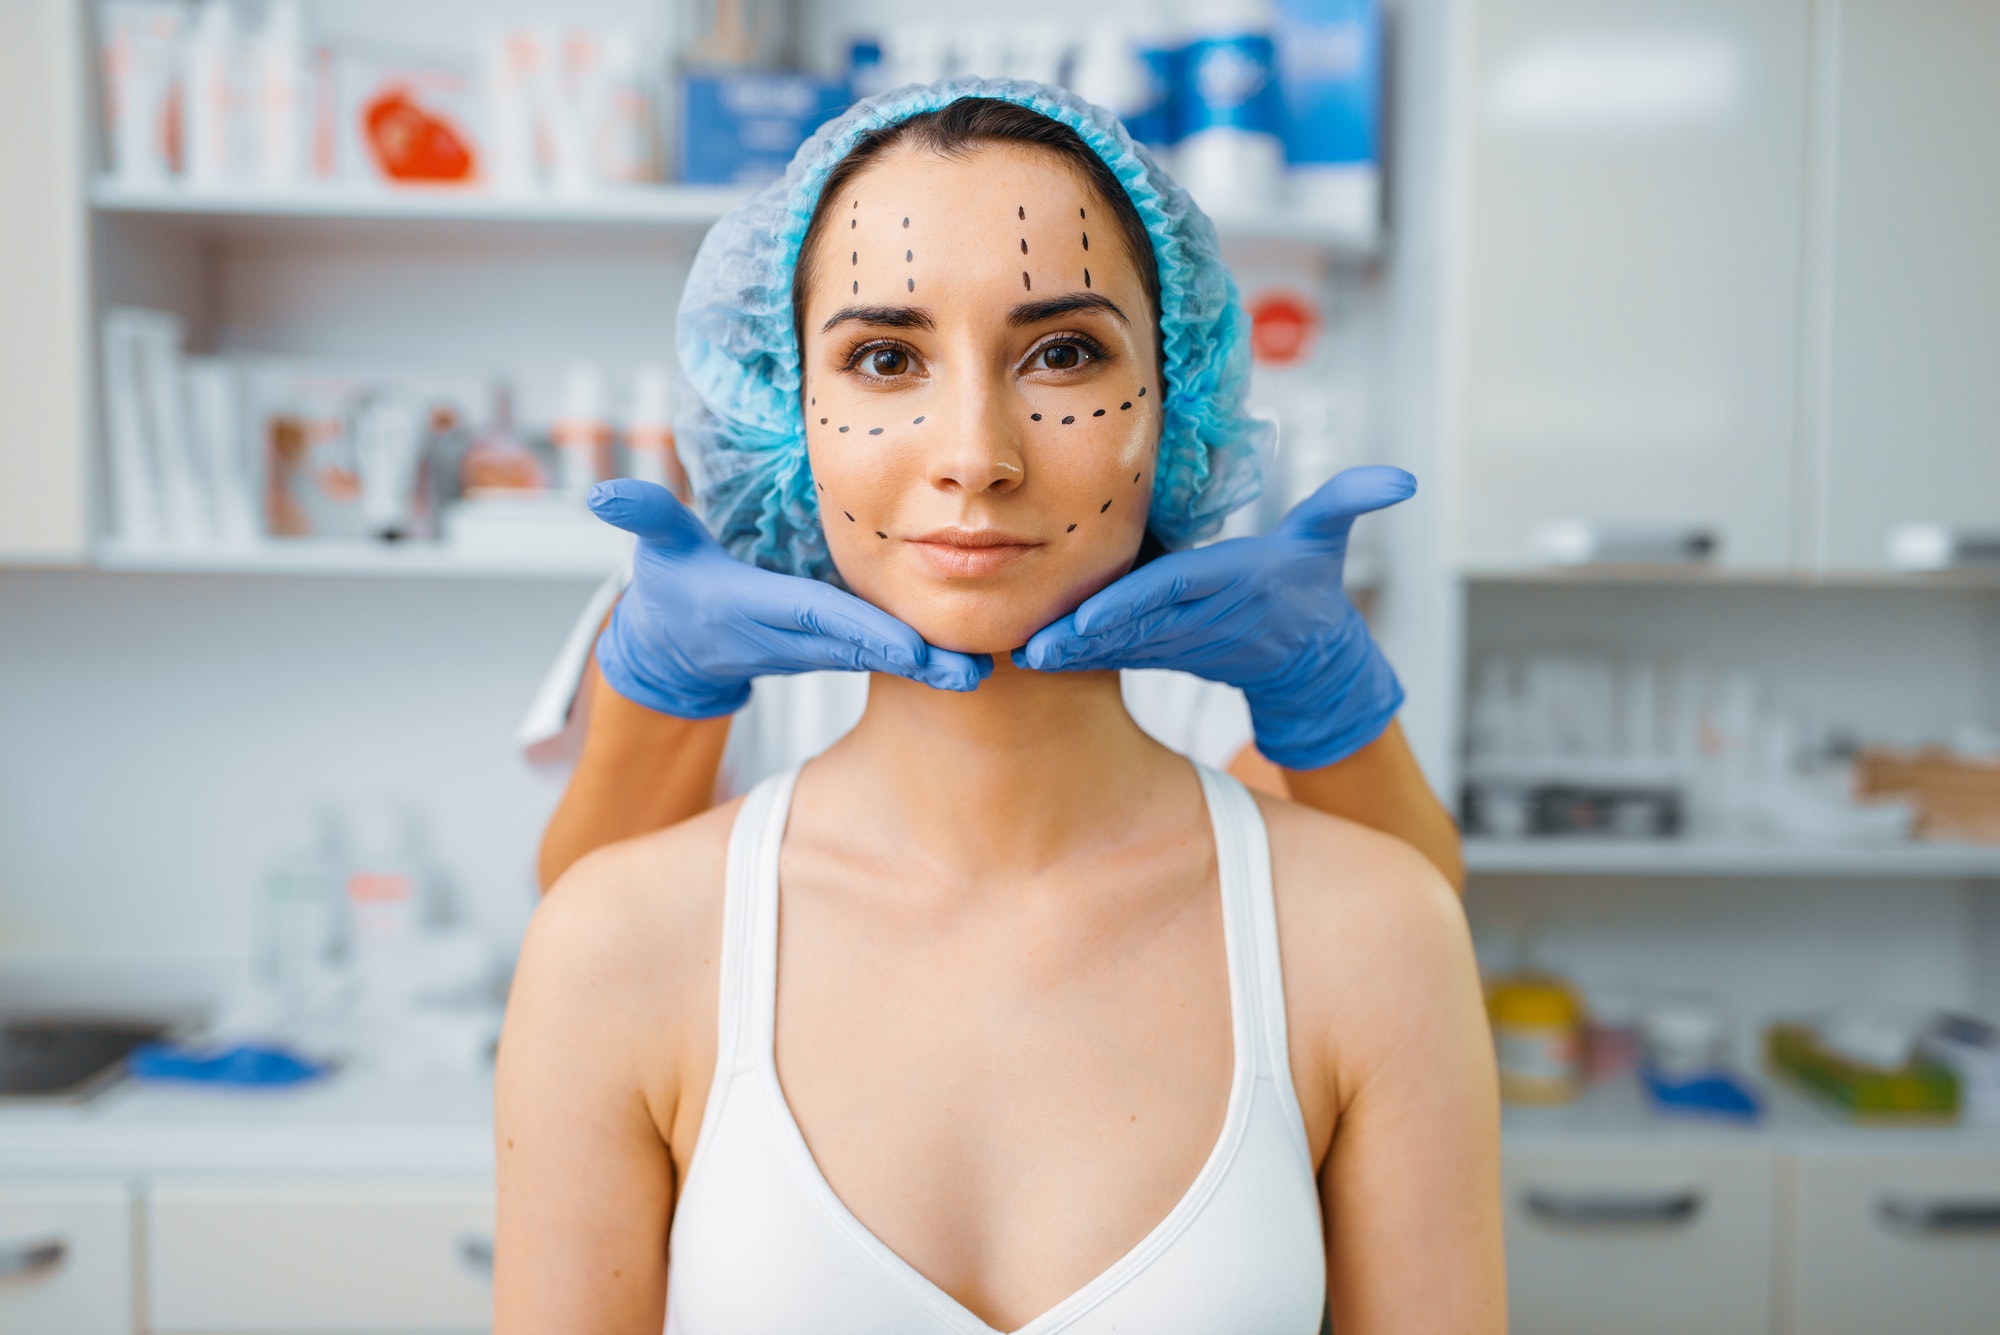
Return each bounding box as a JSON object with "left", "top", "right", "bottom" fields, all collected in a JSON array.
[{"left": 824, "top": 659, "right": 1168, "bottom": 886}]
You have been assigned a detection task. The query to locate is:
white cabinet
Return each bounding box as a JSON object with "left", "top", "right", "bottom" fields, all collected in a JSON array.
[
  {"left": 1502, "top": 1144, "right": 1775, "bottom": 1335},
  {"left": 0, "top": 0, "right": 91, "bottom": 562},
  {"left": 1808, "top": 0, "right": 2000, "bottom": 575},
  {"left": 0, "top": 1177, "right": 134, "bottom": 1335},
  {"left": 145, "top": 1176, "right": 494, "bottom": 1332},
  {"left": 1781, "top": 1149, "right": 2000, "bottom": 1335},
  {"left": 1452, "top": 0, "right": 1812, "bottom": 573}
]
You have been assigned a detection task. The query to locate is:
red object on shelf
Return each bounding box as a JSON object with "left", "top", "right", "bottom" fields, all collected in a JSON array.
[
  {"left": 364, "top": 88, "right": 477, "bottom": 182},
  {"left": 1248, "top": 289, "right": 1321, "bottom": 366}
]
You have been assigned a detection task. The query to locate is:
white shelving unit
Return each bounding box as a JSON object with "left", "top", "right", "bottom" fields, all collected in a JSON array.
[{"left": 1465, "top": 837, "right": 2000, "bottom": 881}]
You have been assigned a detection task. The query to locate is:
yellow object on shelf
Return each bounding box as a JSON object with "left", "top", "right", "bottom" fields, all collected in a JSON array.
[{"left": 1489, "top": 973, "right": 1585, "bottom": 1105}]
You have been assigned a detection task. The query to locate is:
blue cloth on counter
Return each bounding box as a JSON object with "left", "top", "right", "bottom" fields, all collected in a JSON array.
[
  {"left": 1641, "top": 1063, "right": 1764, "bottom": 1122},
  {"left": 128, "top": 1041, "right": 328, "bottom": 1087}
]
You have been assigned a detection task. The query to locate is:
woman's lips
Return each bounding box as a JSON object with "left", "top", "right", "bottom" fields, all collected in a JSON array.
[{"left": 905, "top": 527, "right": 1041, "bottom": 577}]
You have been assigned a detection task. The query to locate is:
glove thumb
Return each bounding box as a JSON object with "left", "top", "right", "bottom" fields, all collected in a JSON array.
[
  {"left": 588, "top": 479, "right": 713, "bottom": 552},
  {"left": 1277, "top": 466, "right": 1417, "bottom": 544}
]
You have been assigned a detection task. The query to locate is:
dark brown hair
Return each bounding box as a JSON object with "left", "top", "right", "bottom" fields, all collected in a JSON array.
[{"left": 792, "top": 98, "right": 1160, "bottom": 355}]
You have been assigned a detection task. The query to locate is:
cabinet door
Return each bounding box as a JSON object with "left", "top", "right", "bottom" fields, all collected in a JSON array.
[
  {"left": 1503, "top": 1144, "right": 1775, "bottom": 1335},
  {"left": 0, "top": 0, "right": 90, "bottom": 561},
  {"left": 146, "top": 1176, "right": 493, "bottom": 1332},
  {"left": 1812, "top": 0, "right": 2000, "bottom": 574},
  {"left": 1783, "top": 1150, "right": 2000, "bottom": 1335},
  {"left": 0, "top": 1177, "right": 134, "bottom": 1335},
  {"left": 1454, "top": 0, "right": 1810, "bottom": 572}
]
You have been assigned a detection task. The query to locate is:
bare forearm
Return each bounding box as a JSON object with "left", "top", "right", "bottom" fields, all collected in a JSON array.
[
  {"left": 536, "top": 660, "right": 731, "bottom": 891},
  {"left": 1231, "top": 720, "right": 1464, "bottom": 893}
]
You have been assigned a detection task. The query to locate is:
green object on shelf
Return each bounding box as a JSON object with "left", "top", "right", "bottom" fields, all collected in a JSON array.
[{"left": 1766, "top": 1025, "right": 1960, "bottom": 1122}]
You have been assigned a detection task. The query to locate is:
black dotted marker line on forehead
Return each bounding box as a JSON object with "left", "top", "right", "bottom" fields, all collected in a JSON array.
[
  {"left": 1121, "top": 401, "right": 1131, "bottom": 410},
  {"left": 851, "top": 251, "right": 857, "bottom": 264},
  {"left": 868, "top": 427, "right": 883, "bottom": 435},
  {"left": 839, "top": 425, "right": 849, "bottom": 432},
  {"left": 820, "top": 417, "right": 828, "bottom": 424},
  {"left": 913, "top": 416, "right": 925, "bottom": 424},
  {"left": 1084, "top": 268, "right": 1091, "bottom": 289},
  {"left": 906, "top": 249, "right": 912, "bottom": 261},
  {"left": 1067, "top": 523, "right": 1077, "bottom": 532},
  {"left": 902, "top": 216, "right": 909, "bottom": 227},
  {"left": 876, "top": 530, "right": 887, "bottom": 538},
  {"left": 1134, "top": 471, "right": 1141, "bottom": 483},
  {"left": 1018, "top": 205, "right": 1025, "bottom": 220},
  {"left": 1031, "top": 413, "right": 1042, "bottom": 421},
  {"left": 1093, "top": 408, "right": 1105, "bottom": 417},
  {"left": 1080, "top": 207, "right": 1086, "bottom": 218},
  {"left": 1022, "top": 271, "right": 1031, "bottom": 291},
  {"left": 850, "top": 218, "right": 856, "bottom": 228},
  {"left": 843, "top": 510, "right": 855, "bottom": 521},
  {"left": 1138, "top": 386, "right": 1147, "bottom": 396},
  {"left": 852, "top": 280, "right": 858, "bottom": 294},
  {"left": 907, "top": 278, "right": 914, "bottom": 292},
  {"left": 1061, "top": 414, "right": 1075, "bottom": 424},
  {"left": 1082, "top": 232, "right": 1089, "bottom": 251},
  {"left": 1020, "top": 238, "right": 1028, "bottom": 255},
  {"left": 1100, "top": 498, "right": 1113, "bottom": 513}
]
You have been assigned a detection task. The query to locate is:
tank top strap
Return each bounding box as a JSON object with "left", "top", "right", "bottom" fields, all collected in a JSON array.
[
  {"left": 716, "top": 765, "right": 801, "bottom": 1075},
  {"left": 1193, "top": 763, "right": 1312, "bottom": 1163}
]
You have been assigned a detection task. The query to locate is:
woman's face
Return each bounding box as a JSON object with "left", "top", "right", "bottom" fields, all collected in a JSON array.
[{"left": 798, "top": 142, "right": 1162, "bottom": 656}]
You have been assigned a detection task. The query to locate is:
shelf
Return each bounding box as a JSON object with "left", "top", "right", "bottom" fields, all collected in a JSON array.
[
  {"left": 88, "top": 179, "right": 1382, "bottom": 256},
  {"left": 1466, "top": 837, "right": 2000, "bottom": 880},
  {"left": 93, "top": 538, "right": 623, "bottom": 581},
  {"left": 90, "top": 179, "right": 752, "bottom": 230}
]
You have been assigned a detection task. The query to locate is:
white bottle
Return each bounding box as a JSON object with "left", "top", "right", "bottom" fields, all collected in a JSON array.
[
  {"left": 252, "top": 0, "right": 307, "bottom": 188},
  {"left": 481, "top": 26, "right": 545, "bottom": 196},
  {"left": 552, "top": 362, "right": 611, "bottom": 495},
  {"left": 1176, "top": 0, "right": 1286, "bottom": 218},
  {"left": 184, "top": 0, "right": 237, "bottom": 190},
  {"left": 625, "top": 364, "right": 688, "bottom": 499}
]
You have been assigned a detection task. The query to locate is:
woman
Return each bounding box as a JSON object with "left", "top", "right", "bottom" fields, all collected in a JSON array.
[{"left": 497, "top": 81, "right": 1502, "bottom": 1333}]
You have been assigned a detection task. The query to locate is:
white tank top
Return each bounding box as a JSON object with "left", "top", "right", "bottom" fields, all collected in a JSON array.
[{"left": 665, "top": 763, "right": 1327, "bottom": 1335}]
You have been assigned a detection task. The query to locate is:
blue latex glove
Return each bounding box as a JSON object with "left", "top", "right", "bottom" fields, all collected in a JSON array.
[
  {"left": 1017, "top": 467, "right": 1414, "bottom": 771},
  {"left": 588, "top": 480, "right": 991, "bottom": 717}
]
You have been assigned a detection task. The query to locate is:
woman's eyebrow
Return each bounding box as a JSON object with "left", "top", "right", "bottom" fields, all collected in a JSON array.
[
  {"left": 819, "top": 304, "right": 935, "bottom": 334},
  {"left": 1008, "top": 293, "right": 1130, "bottom": 327}
]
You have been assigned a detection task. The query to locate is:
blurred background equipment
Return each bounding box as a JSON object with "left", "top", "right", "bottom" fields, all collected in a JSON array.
[{"left": 2, "top": 0, "right": 1999, "bottom": 1331}]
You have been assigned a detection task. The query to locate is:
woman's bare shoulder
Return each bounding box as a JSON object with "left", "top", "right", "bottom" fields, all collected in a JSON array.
[
  {"left": 1253, "top": 792, "right": 1482, "bottom": 1089},
  {"left": 516, "top": 799, "right": 743, "bottom": 1025}
]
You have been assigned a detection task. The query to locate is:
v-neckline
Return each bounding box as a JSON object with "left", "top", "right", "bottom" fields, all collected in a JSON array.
[{"left": 757, "top": 763, "right": 1255, "bottom": 1335}]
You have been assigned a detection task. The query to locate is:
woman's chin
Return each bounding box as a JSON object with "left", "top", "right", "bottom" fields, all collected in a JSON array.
[{"left": 889, "top": 590, "right": 1078, "bottom": 658}]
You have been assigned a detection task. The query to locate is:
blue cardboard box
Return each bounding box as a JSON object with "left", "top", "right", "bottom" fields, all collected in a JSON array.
[{"left": 679, "top": 73, "right": 851, "bottom": 185}]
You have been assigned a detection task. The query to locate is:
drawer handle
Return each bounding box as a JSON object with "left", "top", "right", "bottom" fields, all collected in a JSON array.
[
  {"left": 459, "top": 1233, "right": 494, "bottom": 1276},
  {"left": 1878, "top": 1197, "right": 2000, "bottom": 1236},
  {"left": 0, "top": 1235, "right": 67, "bottom": 1281},
  {"left": 1883, "top": 524, "right": 2000, "bottom": 572},
  {"left": 1532, "top": 520, "right": 1719, "bottom": 568},
  {"left": 1524, "top": 1188, "right": 1704, "bottom": 1227}
]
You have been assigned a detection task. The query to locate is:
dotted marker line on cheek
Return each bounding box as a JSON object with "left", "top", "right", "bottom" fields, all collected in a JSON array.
[
  {"left": 843, "top": 510, "right": 855, "bottom": 521},
  {"left": 1067, "top": 523, "right": 1077, "bottom": 532},
  {"left": 1100, "top": 499, "right": 1113, "bottom": 513},
  {"left": 1093, "top": 408, "right": 1105, "bottom": 417}
]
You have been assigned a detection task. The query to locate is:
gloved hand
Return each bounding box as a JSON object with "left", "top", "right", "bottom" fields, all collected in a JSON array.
[
  {"left": 1016, "top": 466, "right": 1414, "bottom": 771},
  {"left": 589, "top": 480, "right": 991, "bottom": 717}
]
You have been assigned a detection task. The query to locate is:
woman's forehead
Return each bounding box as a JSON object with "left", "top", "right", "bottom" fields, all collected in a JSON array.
[{"left": 805, "top": 143, "right": 1140, "bottom": 323}]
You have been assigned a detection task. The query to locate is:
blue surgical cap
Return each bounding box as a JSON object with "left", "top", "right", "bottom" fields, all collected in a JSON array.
[{"left": 676, "top": 76, "right": 1267, "bottom": 582}]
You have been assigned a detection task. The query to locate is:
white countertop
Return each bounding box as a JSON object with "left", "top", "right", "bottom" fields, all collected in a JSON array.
[{"left": 0, "top": 1067, "right": 493, "bottom": 1177}]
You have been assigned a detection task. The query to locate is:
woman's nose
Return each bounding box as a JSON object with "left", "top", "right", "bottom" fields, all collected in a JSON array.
[{"left": 925, "top": 386, "right": 1026, "bottom": 496}]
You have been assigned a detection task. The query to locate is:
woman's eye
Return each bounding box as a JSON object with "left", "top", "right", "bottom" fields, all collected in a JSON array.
[
  {"left": 1030, "top": 339, "right": 1098, "bottom": 373},
  {"left": 868, "top": 347, "right": 910, "bottom": 376}
]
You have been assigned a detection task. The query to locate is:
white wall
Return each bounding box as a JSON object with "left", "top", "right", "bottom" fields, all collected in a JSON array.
[{"left": 0, "top": 571, "right": 594, "bottom": 965}]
